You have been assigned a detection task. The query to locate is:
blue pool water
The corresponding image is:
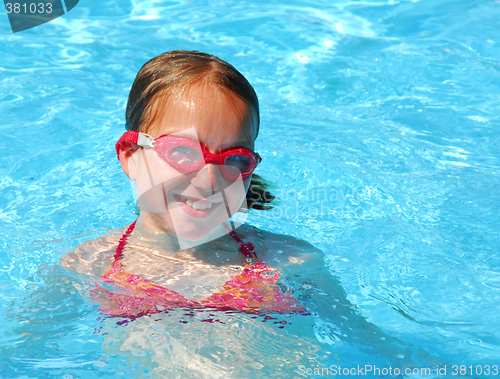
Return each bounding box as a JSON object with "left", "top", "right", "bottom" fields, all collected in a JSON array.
[{"left": 1, "top": 0, "right": 500, "bottom": 377}]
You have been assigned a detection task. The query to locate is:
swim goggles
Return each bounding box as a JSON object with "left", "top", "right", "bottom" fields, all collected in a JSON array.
[{"left": 116, "top": 131, "right": 262, "bottom": 180}]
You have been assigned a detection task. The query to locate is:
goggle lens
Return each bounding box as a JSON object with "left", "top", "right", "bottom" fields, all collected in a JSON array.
[
  {"left": 225, "top": 155, "right": 254, "bottom": 176},
  {"left": 168, "top": 145, "right": 203, "bottom": 166}
]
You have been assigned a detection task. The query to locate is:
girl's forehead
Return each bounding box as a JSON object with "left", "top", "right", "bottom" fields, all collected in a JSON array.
[{"left": 148, "top": 84, "right": 257, "bottom": 148}]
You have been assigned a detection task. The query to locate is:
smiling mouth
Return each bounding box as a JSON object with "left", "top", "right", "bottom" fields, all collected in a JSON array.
[{"left": 179, "top": 195, "right": 214, "bottom": 210}]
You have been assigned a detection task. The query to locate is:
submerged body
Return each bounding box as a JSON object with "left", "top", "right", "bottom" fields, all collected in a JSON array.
[
  {"left": 89, "top": 220, "right": 308, "bottom": 318},
  {"left": 60, "top": 221, "right": 436, "bottom": 375},
  {"left": 61, "top": 221, "right": 321, "bottom": 318}
]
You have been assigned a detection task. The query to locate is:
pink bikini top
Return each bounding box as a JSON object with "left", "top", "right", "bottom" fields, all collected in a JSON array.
[{"left": 93, "top": 221, "right": 307, "bottom": 319}]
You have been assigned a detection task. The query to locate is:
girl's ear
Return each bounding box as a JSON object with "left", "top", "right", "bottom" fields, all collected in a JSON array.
[{"left": 117, "top": 142, "right": 139, "bottom": 181}]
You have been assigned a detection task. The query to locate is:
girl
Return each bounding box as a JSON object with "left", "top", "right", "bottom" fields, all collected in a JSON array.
[
  {"left": 60, "top": 50, "right": 436, "bottom": 374},
  {"left": 61, "top": 50, "right": 315, "bottom": 318}
]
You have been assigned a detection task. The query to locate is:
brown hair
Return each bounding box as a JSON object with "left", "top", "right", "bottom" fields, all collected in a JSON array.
[
  {"left": 126, "top": 50, "right": 259, "bottom": 133},
  {"left": 125, "top": 50, "right": 274, "bottom": 210}
]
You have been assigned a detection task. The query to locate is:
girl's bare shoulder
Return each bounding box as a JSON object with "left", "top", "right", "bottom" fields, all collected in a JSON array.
[
  {"left": 60, "top": 227, "right": 126, "bottom": 277},
  {"left": 245, "top": 226, "right": 346, "bottom": 299},
  {"left": 239, "top": 224, "right": 325, "bottom": 272}
]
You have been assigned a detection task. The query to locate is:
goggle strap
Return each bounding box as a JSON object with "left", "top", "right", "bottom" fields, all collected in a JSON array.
[
  {"left": 137, "top": 133, "right": 155, "bottom": 148},
  {"left": 116, "top": 131, "right": 156, "bottom": 159}
]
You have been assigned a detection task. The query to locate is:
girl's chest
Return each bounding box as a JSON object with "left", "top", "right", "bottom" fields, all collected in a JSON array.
[{"left": 117, "top": 252, "right": 247, "bottom": 301}]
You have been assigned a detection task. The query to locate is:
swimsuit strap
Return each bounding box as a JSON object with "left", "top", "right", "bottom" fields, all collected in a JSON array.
[
  {"left": 113, "top": 220, "right": 258, "bottom": 261},
  {"left": 227, "top": 229, "right": 258, "bottom": 260},
  {"left": 113, "top": 220, "right": 137, "bottom": 261}
]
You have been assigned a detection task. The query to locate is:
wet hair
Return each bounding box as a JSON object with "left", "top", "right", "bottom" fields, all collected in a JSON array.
[
  {"left": 125, "top": 50, "right": 274, "bottom": 210},
  {"left": 246, "top": 173, "right": 276, "bottom": 211}
]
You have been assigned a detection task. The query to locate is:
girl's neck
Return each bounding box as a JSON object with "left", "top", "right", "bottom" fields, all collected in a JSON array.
[{"left": 134, "top": 214, "right": 232, "bottom": 255}]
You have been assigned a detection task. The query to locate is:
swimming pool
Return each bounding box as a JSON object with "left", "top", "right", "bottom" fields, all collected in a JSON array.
[{"left": 1, "top": 0, "right": 499, "bottom": 377}]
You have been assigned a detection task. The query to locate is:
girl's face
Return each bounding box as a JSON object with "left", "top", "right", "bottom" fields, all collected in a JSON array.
[{"left": 123, "top": 83, "right": 257, "bottom": 243}]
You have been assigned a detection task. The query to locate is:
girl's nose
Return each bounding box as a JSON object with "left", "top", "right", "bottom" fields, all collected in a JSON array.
[{"left": 189, "top": 163, "right": 220, "bottom": 194}]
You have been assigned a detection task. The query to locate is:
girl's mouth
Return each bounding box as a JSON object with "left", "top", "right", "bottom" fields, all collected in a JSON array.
[
  {"left": 182, "top": 196, "right": 213, "bottom": 210},
  {"left": 175, "top": 194, "right": 220, "bottom": 218}
]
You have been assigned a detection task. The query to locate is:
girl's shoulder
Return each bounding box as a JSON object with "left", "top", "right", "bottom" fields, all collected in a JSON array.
[
  {"left": 60, "top": 227, "right": 125, "bottom": 277},
  {"left": 242, "top": 226, "right": 347, "bottom": 300},
  {"left": 237, "top": 224, "right": 326, "bottom": 275}
]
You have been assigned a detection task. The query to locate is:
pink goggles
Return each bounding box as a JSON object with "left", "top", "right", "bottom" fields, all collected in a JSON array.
[{"left": 116, "top": 131, "right": 262, "bottom": 180}]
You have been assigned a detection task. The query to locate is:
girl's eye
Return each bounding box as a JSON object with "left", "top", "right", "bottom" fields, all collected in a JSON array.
[
  {"left": 224, "top": 155, "right": 253, "bottom": 175},
  {"left": 168, "top": 146, "right": 203, "bottom": 165}
]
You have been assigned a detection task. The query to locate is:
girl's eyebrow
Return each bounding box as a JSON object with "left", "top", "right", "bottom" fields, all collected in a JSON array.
[
  {"left": 155, "top": 134, "right": 253, "bottom": 150},
  {"left": 155, "top": 131, "right": 195, "bottom": 140},
  {"left": 219, "top": 140, "right": 252, "bottom": 149},
  {"left": 211, "top": 140, "right": 255, "bottom": 153}
]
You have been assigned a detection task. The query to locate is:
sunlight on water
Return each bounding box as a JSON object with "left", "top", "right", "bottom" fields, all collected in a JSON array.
[{"left": 1, "top": 0, "right": 500, "bottom": 377}]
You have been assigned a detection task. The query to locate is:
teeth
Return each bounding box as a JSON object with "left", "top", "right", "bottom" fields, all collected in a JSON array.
[{"left": 182, "top": 197, "right": 213, "bottom": 210}]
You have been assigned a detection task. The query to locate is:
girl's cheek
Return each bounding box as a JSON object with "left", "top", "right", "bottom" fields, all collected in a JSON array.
[
  {"left": 142, "top": 151, "right": 188, "bottom": 184},
  {"left": 133, "top": 152, "right": 190, "bottom": 213},
  {"left": 221, "top": 176, "right": 249, "bottom": 210},
  {"left": 243, "top": 176, "right": 252, "bottom": 191}
]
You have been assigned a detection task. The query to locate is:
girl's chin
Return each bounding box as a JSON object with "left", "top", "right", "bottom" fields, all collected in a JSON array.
[
  {"left": 146, "top": 220, "right": 214, "bottom": 240},
  {"left": 142, "top": 216, "right": 217, "bottom": 240},
  {"left": 140, "top": 211, "right": 228, "bottom": 242},
  {"left": 173, "top": 223, "right": 219, "bottom": 241}
]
